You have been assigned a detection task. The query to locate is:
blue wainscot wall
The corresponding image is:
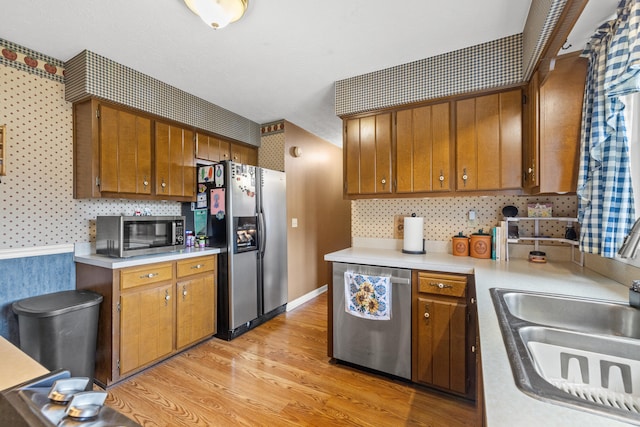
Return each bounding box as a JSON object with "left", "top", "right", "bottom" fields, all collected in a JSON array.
[{"left": 0, "top": 245, "right": 75, "bottom": 345}]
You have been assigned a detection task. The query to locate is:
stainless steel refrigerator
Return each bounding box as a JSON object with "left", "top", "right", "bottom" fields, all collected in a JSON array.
[{"left": 196, "top": 161, "right": 288, "bottom": 340}]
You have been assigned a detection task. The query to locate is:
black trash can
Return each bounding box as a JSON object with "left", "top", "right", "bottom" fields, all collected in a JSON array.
[{"left": 12, "top": 290, "right": 103, "bottom": 387}]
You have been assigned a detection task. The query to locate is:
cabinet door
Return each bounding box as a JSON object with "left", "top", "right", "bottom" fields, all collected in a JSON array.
[
  {"left": 120, "top": 283, "right": 174, "bottom": 375},
  {"left": 219, "top": 139, "right": 231, "bottom": 161},
  {"left": 538, "top": 53, "right": 586, "bottom": 193},
  {"left": 455, "top": 90, "right": 522, "bottom": 191},
  {"left": 416, "top": 297, "right": 467, "bottom": 394},
  {"left": 195, "top": 132, "right": 211, "bottom": 161},
  {"left": 176, "top": 275, "right": 216, "bottom": 349},
  {"left": 99, "top": 104, "right": 151, "bottom": 195},
  {"left": 344, "top": 113, "right": 392, "bottom": 195},
  {"left": 523, "top": 70, "right": 540, "bottom": 190},
  {"left": 155, "top": 121, "right": 195, "bottom": 198},
  {"left": 396, "top": 103, "right": 451, "bottom": 193}
]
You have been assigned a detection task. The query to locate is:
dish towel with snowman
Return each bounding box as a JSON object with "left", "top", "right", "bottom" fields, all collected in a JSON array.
[{"left": 344, "top": 271, "right": 392, "bottom": 320}]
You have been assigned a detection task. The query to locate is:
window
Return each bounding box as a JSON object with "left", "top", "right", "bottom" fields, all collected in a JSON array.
[{"left": 619, "top": 91, "right": 640, "bottom": 266}]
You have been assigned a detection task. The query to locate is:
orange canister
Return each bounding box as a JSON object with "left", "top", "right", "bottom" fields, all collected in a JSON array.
[
  {"left": 452, "top": 233, "right": 469, "bottom": 256},
  {"left": 470, "top": 230, "right": 492, "bottom": 259}
]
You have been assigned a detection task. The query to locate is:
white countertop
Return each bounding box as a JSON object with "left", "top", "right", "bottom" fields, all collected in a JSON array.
[
  {"left": 74, "top": 246, "right": 223, "bottom": 269},
  {"left": 325, "top": 247, "right": 632, "bottom": 426},
  {"left": 0, "top": 337, "right": 48, "bottom": 391}
]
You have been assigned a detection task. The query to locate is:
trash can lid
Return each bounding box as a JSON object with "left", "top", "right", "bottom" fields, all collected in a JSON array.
[{"left": 12, "top": 290, "right": 103, "bottom": 318}]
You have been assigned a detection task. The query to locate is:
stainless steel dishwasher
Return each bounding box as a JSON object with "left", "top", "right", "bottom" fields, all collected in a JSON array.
[{"left": 332, "top": 262, "right": 412, "bottom": 379}]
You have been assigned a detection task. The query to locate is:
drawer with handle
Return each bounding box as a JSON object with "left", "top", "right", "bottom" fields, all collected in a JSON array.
[
  {"left": 176, "top": 255, "right": 216, "bottom": 278},
  {"left": 417, "top": 272, "right": 467, "bottom": 298},
  {"left": 120, "top": 262, "right": 174, "bottom": 290}
]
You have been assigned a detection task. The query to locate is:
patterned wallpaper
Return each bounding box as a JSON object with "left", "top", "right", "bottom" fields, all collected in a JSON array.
[
  {"left": 352, "top": 195, "right": 578, "bottom": 242},
  {"left": 522, "top": 0, "right": 567, "bottom": 80},
  {"left": 335, "top": 34, "right": 523, "bottom": 116},
  {"left": 259, "top": 124, "right": 285, "bottom": 172},
  {"left": 65, "top": 50, "right": 261, "bottom": 147},
  {"left": 0, "top": 64, "right": 180, "bottom": 249},
  {"left": 0, "top": 38, "right": 65, "bottom": 83}
]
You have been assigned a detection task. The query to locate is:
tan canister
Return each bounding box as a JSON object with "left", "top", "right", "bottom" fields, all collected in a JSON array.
[
  {"left": 470, "top": 231, "right": 492, "bottom": 259},
  {"left": 452, "top": 234, "right": 469, "bottom": 256}
]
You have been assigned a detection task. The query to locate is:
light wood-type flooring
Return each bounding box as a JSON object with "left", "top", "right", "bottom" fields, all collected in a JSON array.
[{"left": 105, "top": 292, "right": 478, "bottom": 426}]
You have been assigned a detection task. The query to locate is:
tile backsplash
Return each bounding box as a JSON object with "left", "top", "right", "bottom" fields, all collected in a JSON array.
[{"left": 352, "top": 195, "right": 578, "bottom": 242}]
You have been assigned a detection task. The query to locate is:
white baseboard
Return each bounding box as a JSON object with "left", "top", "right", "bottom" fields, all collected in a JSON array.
[{"left": 286, "top": 284, "right": 328, "bottom": 312}]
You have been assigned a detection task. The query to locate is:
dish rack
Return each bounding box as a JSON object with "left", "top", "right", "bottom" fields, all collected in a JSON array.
[{"left": 528, "top": 340, "right": 640, "bottom": 414}]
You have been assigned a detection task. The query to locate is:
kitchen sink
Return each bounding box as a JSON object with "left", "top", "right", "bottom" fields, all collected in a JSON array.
[
  {"left": 491, "top": 288, "right": 640, "bottom": 424},
  {"left": 502, "top": 290, "right": 640, "bottom": 339}
]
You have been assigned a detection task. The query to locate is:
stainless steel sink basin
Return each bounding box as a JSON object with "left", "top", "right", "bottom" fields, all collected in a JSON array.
[
  {"left": 491, "top": 288, "right": 640, "bottom": 425},
  {"left": 502, "top": 290, "right": 640, "bottom": 339}
]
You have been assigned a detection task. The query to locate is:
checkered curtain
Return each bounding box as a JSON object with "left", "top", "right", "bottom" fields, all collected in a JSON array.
[{"left": 577, "top": 0, "right": 640, "bottom": 257}]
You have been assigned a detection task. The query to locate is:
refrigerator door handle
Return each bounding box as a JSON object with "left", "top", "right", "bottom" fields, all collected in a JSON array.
[{"left": 258, "top": 211, "right": 266, "bottom": 256}]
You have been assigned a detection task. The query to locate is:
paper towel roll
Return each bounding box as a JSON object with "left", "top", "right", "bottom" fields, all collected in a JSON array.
[{"left": 403, "top": 216, "right": 425, "bottom": 254}]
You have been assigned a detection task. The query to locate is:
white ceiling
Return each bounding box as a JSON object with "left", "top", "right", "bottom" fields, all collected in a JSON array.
[{"left": 0, "top": 0, "right": 620, "bottom": 147}]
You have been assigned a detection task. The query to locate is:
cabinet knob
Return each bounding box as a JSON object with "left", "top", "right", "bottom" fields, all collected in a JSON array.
[
  {"left": 191, "top": 264, "right": 203, "bottom": 269},
  {"left": 430, "top": 282, "right": 453, "bottom": 289},
  {"left": 140, "top": 272, "right": 159, "bottom": 279},
  {"left": 143, "top": 176, "right": 148, "bottom": 187},
  {"left": 472, "top": 345, "right": 476, "bottom": 353},
  {"left": 381, "top": 178, "right": 386, "bottom": 185},
  {"left": 462, "top": 168, "right": 468, "bottom": 186},
  {"left": 164, "top": 290, "right": 170, "bottom": 305},
  {"left": 439, "top": 171, "right": 445, "bottom": 187},
  {"left": 424, "top": 312, "right": 430, "bottom": 319},
  {"left": 161, "top": 180, "right": 167, "bottom": 189},
  {"left": 182, "top": 286, "right": 187, "bottom": 298}
]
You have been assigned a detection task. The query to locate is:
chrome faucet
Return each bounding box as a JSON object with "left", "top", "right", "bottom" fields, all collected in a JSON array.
[
  {"left": 619, "top": 217, "right": 640, "bottom": 308},
  {"left": 619, "top": 217, "right": 640, "bottom": 259}
]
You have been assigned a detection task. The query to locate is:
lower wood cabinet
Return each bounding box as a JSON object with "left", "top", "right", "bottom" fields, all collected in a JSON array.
[
  {"left": 120, "top": 280, "right": 174, "bottom": 375},
  {"left": 412, "top": 271, "right": 476, "bottom": 399},
  {"left": 175, "top": 256, "right": 216, "bottom": 350},
  {"left": 75, "top": 254, "right": 217, "bottom": 387}
]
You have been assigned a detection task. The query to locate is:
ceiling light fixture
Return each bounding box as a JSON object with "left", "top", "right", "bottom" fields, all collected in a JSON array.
[{"left": 184, "top": 0, "right": 248, "bottom": 29}]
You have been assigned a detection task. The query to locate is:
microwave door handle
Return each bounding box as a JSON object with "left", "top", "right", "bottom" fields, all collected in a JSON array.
[{"left": 171, "top": 222, "right": 176, "bottom": 245}]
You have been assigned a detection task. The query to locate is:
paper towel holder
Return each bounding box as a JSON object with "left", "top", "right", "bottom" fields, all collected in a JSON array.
[
  {"left": 402, "top": 239, "right": 426, "bottom": 255},
  {"left": 402, "top": 213, "right": 426, "bottom": 255}
]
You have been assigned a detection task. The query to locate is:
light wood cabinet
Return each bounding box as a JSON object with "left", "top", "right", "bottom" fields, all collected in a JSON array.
[
  {"left": 155, "top": 121, "right": 196, "bottom": 199},
  {"left": 524, "top": 52, "right": 587, "bottom": 193},
  {"left": 75, "top": 254, "right": 217, "bottom": 387},
  {"left": 412, "top": 271, "right": 476, "bottom": 399},
  {"left": 344, "top": 113, "right": 393, "bottom": 195},
  {"left": 230, "top": 142, "right": 258, "bottom": 166},
  {"left": 196, "top": 132, "right": 231, "bottom": 162},
  {"left": 396, "top": 103, "right": 452, "bottom": 193},
  {"left": 74, "top": 99, "right": 152, "bottom": 198},
  {"left": 176, "top": 257, "right": 216, "bottom": 350},
  {"left": 455, "top": 89, "right": 522, "bottom": 191}
]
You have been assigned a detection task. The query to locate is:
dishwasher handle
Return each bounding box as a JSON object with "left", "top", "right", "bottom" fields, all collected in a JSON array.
[{"left": 390, "top": 276, "right": 411, "bottom": 285}]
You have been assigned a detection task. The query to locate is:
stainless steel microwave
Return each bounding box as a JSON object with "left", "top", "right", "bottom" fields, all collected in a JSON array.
[{"left": 96, "top": 215, "right": 185, "bottom": 258}]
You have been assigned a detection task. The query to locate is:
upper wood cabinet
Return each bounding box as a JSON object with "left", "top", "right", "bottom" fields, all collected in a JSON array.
[
  {"left": 196, "top": 132, "right": 230, "bottom": 163},
  {"left": 396, "top": 103, "right": 452, "bottom": 193},
  {"left": 455, "top": 89, "right": 522, "bottom": 191},
  {"left": 525, "top": 52, "right": 587, "bottom": 194},
  {"left": 74, "top": 99, "right": 152, "bottom": 198},
  {"left": 344, "top": 113, "right": 393, "bottom": 195},
  {"left": 155, "top": 121, "right": 196, "bottom": 200},
  {"left": 230, "top": 142, "right": 258, "bottom": 166}
]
